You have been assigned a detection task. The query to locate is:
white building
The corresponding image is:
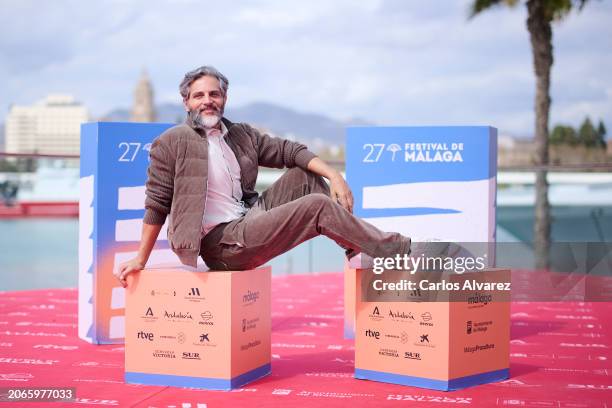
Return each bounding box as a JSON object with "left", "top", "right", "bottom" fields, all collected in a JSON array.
[{"left": 5, "top": 95, "right": 89, "bottom": 155}]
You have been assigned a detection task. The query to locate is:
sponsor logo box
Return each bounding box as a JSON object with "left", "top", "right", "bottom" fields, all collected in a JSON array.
[
  {"left": 343, "top": 126, "right": 497, "bottom": 339},
  {"left": 354, "top": 268, "right": 510, "bottom": 391},
  {"left": 124, "top": 265, "right": 271, "bottom": 390}
]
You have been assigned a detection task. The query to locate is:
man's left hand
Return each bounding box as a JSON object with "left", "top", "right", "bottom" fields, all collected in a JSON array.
[{"left": 329, "top": 173, "right": 354, "bottom": 213}]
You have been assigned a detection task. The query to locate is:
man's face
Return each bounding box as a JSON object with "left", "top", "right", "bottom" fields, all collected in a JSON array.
[{"left": 184, "top": 75, "right": 227, "bottom": 128}]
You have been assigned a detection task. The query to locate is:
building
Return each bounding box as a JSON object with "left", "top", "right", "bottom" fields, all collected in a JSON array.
[
  {"left": 5, "top": 95, "right": 89, "bottom": 155},
  {"left": 130, "top": 70, "right": 156, "bottom": 122}
]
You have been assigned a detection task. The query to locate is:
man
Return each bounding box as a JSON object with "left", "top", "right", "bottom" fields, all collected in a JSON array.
[{"left": 115, "top": 66, "right": 410, "bottom": 287}]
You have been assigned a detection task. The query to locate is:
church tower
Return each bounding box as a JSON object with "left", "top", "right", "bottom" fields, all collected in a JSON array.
[{"left": 130, "top": 69, "right": 157, "bottom": 122}]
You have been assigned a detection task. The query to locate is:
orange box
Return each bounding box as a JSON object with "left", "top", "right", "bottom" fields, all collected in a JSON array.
[
  {"left": 124, "top": 266, "right": 271, "bottom": 390},
  {"left": 354, "top": 268, "right": 510, "bottom": 391}
]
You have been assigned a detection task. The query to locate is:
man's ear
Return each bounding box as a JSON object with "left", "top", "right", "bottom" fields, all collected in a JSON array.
[{"left": 183, "top": 99, "right": 189, "bottom": 112}]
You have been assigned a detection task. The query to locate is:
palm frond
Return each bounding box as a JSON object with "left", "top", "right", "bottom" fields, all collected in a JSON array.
[{"left": 469, "top": 0, "right": 520, "bottom": 19}]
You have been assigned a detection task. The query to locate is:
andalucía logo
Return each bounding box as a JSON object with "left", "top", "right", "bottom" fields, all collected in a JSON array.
[
  {"left": 243, "top": 290, "right": 260, "bottom": 305},
  {"left": 164, "top": 311, "right": 193, "bottom": 321},
  {"left": 389, "top": 310, "right": 415, "bottom": 322}
]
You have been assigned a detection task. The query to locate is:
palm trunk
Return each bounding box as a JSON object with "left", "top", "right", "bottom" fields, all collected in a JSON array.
[{"left": 527, "top": 0, "right": 552, "bottom": 269}]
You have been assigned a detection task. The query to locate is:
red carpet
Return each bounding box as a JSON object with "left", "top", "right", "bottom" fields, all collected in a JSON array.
[{"left": 1, "top": 273, "right": 611, "bottom": 407}]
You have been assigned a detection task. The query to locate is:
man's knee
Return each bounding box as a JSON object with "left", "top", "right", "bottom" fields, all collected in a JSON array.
[{"left": 302, "top": 193, "right": 334, "bottom": 212}]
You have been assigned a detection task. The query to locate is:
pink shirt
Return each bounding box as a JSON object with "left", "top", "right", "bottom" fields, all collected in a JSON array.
[{"left": 201, "top": 122, "right": 247, "bottom": 237}]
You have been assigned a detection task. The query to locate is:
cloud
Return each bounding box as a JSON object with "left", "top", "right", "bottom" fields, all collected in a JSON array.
[{"left": 1, "top": 0, "right": 610, "bottom": 137}]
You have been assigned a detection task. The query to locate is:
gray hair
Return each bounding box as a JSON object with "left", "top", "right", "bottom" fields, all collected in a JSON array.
[{"left": 179, "top": 66, "right": 229, "bottom": 100}]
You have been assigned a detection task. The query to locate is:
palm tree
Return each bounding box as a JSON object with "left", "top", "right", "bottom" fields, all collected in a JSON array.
[{"left": 470, "top": 0, "right": 589, "bottom": 269}]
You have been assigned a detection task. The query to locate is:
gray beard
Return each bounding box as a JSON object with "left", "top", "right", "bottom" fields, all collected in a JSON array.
[{"left": 189, "top": 109, "right": 222, "bottom": 129}]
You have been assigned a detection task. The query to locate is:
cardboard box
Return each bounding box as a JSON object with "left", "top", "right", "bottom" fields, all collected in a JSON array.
[
  {"left": 354, "top": 268, "right": 510, "bottom": 391},
  {"left": 343, "top": 126, "right": 498, "bottom": 338},
  {"left": 125, "top": 266, "right": 271, "bottom": 390}
]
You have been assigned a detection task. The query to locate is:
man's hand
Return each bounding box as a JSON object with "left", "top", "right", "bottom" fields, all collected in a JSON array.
[
  {"left": 115, "top": 257, "right": 145, "bottom": 288},
  {"left": 329, "top": 173, "right": 354, "bottom": 213}
]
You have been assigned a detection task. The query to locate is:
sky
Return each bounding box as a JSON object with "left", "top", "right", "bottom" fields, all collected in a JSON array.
[{"left": 1, "top": 0, "right": 610, "bottom": 137}]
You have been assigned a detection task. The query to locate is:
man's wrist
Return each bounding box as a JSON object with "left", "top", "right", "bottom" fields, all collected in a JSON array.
[
  {"left": 328, "top": 170, "right": 343, "bottom": 181},
  {"left": 135, "top": 254, "right": 147, "bottom": 267}
]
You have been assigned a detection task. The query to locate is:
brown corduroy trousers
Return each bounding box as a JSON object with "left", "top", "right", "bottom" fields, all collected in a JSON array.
[{"left": 200, "top": 167, "right": 410, "bottom": 270}]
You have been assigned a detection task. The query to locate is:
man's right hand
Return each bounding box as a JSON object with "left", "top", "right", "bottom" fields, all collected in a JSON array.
[{"left": 115, "top": 257, "right": 145, "bottom": 288}]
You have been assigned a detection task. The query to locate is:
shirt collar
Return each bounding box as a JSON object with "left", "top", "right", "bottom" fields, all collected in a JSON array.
[{"left": 204, "top": 120, "right": 228, "bottom": 139}]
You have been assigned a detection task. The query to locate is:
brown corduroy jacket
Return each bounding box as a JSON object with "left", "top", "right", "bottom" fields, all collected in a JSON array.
[{"left": 143, "top": 116, "right": 317, "bottom": 267}]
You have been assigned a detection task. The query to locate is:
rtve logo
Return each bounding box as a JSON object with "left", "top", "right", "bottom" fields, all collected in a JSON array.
[
  {"left": 365, "top": 329, "right": 380, "bottom": 339},
  {"left": 137, "top": 331, "right": 154, "bottom": 341}
]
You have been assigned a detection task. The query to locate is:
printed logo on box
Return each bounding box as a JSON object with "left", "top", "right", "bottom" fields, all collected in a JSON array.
[
  {"left": 141, "top": 307, "right": 158, "bottom": 322},
  {"left": 389, "top": 310, "right": 415, "bottom": 323},
  {"left": 467, "top": 320, "right": 493, "bottom": 334},
  {"left": 185, "top": 288, "right": 206, "bottom": 302},
  {"left": 365, "top": 329, "right": 380, "bottom": 339},
  {"left": 378, "top": 348, "right": 399, "bottom": 358},
  {"left": 136, "top": 331, "right": 154, "bottom": 341},
  {"left": 163, "top": 310, "right": 194, "bottom": 322},
  {"left": 199, "top": 311, "right": 214, "bottom": 326},
  {"left": 243, "top": 290, "right": 260, "bottom": 306},
  {"left": 368, "top": 306, "right": 383, "bottom": 322},
  {"left": 241, "top": 340, "right": 262, "bottom": 351},
  {"left": 420, "top": 312, "right": 433, "bottom": 327},
  {"left": 193, "top": 333, "right": 217, "bottom": 348},
  {"left": 404, "top": 351, "right": 421, "bottom": 360},
  {"left": 150, "top": 289, "right": 176, "bottom": 297},
  {"left": 464, "top": 343, "right": 495, "bottom": 353},
  {"left": 181, "top": 352, "right": 201, "bottom": 360},
  {"left": 467, "top": 292, "right": 493, "bottom": 308},
  {"left": 414, "top": 333, "right": 435, "bottom": 348},
  {"left": 152, "top": 349, "right": 176, "bottom": 359},
  {"left": 242, "top": 317, "right": 259, "bottom": 332}
]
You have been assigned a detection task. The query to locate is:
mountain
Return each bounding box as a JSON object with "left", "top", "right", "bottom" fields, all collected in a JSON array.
[{"left": 101, "top": 102, "right": 371, "bottom": 150}]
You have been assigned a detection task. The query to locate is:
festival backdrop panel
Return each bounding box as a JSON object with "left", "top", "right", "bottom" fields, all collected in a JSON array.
[
  {"left": 79, "top": 122, "right": 177, "bottom": 344},
  {"left": 344, "top": 126, "right": 498, "bottom": 339}
]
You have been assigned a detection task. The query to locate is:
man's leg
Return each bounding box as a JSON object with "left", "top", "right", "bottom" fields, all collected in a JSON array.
[
  {"left": 201, "top": 191, "right": 409, "bottom": 270},
  {"left": 258, "top": 167, "right": 330, "bottom": 210}
]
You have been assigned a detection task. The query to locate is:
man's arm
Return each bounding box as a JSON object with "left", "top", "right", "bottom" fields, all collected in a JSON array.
[
  {"left": 249, "top": 124, "right": 316, "bottom": 170},
  {"left": 307, "top": 156, "right": 354, "bottom": 213},
  {"left": 114, "top": 223, "right": 162, "bottom": 288}
]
